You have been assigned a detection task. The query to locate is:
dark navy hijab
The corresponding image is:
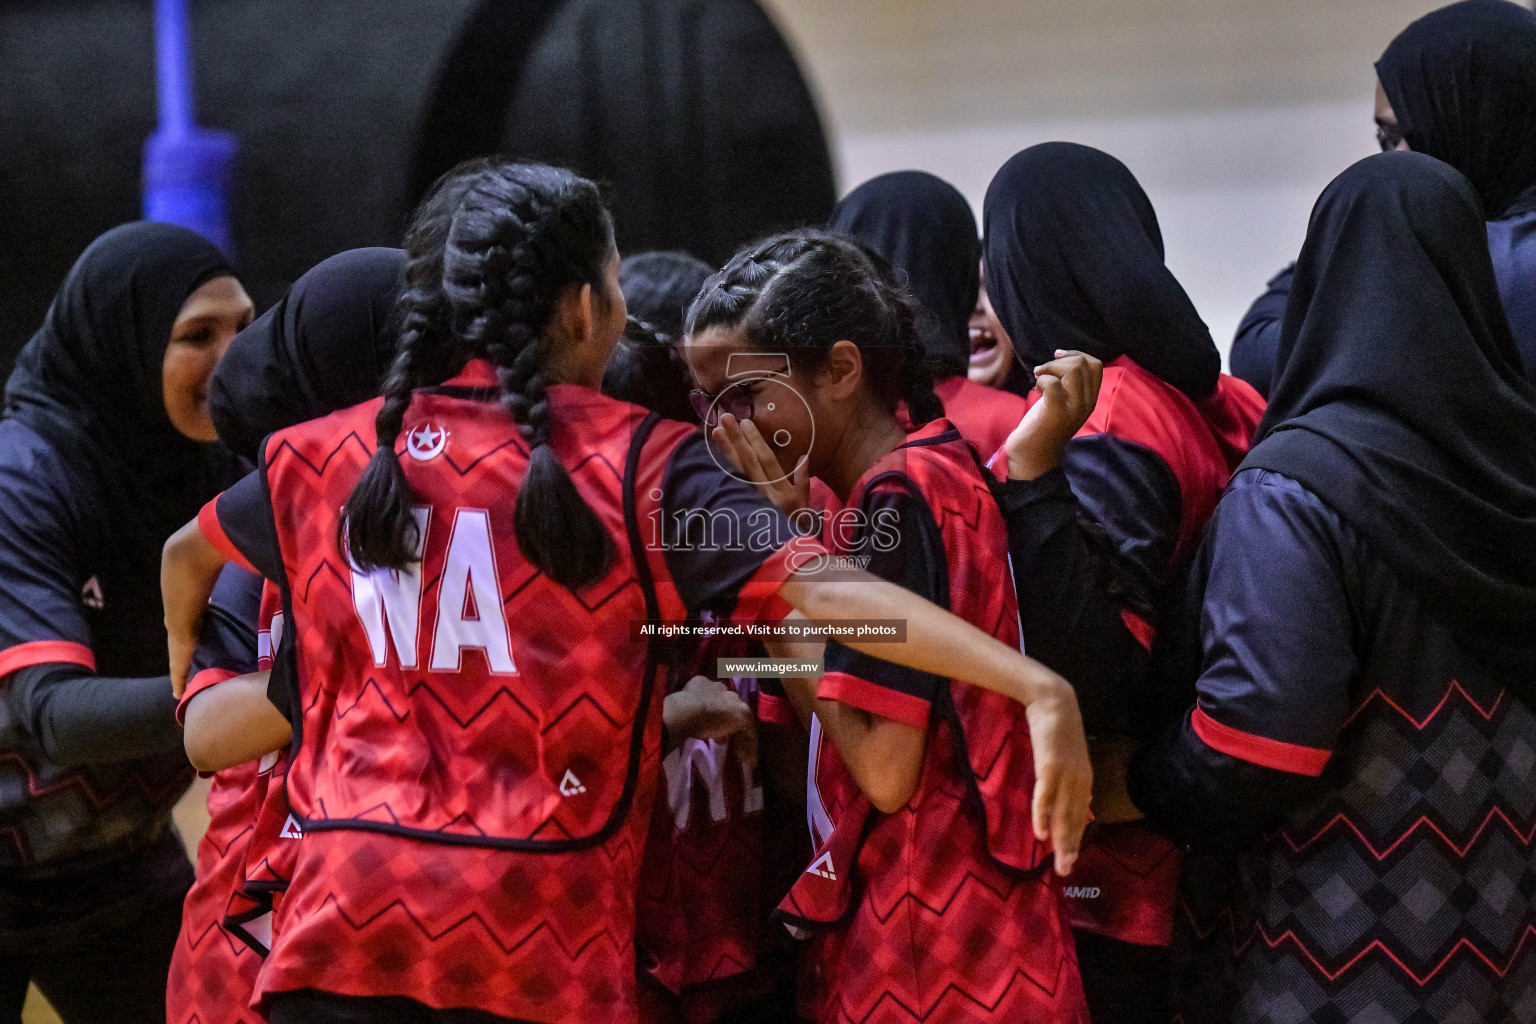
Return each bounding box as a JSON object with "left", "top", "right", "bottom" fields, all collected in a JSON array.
[
  {"left": 982, "top": 143, "right": 1220, "bottom": 400},
  {"left": 4, "top": 221, "right": 242, "bottom": 551},
  {"left": 1377, "top": 0, "right": 1536, "bottom": 219},
  {"left": 209, "top": 247, "right": 407, "bottom": 459},
  {"left": 828, "top": 171, "right": 978, "bottom": 380},
  {"left": 1244, "top": 152, "right": 1536, "bottom": 670}
]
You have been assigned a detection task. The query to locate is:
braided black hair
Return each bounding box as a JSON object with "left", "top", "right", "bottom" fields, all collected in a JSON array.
[
  {"left": 343, "top": 160, "right": 618, "bottom": 589},
  {"left": 685, "top": 230, "right": 943, "bottom": 425},
  {"left": 601, "top": 250, "right": 714, "bottom": 422}
]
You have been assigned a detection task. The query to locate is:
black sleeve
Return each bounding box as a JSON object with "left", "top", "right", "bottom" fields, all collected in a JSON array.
[
  {"left": 208, "top": 469, "right": 284, "bottom": 583},
  {"left": 1061, "top": 434, "right": 1183, "bottom": 615},
  {"left": 188, "top": 564, "right": 262, "bottom": 680},
  {"left": 1127, "top": 473, "right": 1355, "bottom": 852},
  {"left": 1228, "top": 263, "right": 1293, "bottom": 400},
  {"left": 820, "top": 489, "right": 946, "bottom": 726},
  {"left": 1126, "top": 716, "right": 1319, "bottom": 853},
  {"left": 994, "top": 468, "right": 1148, "bottom": 733},
  {"left": 658, "top": 434, "right": 807, "bottom": 618},
  {"left": 4, "top": 665, "right": 182, "bottom": 767}
]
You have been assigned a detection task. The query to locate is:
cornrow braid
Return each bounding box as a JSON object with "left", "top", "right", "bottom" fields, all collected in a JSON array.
[
  {"left": 439, "top": 162, "right": 617, "bottom": 589},
  {"left": 686, "top": 229, "right": 944, "bottom": 425},
  {"left": 344, "top": 160, "right": 488, "bottom": 571}
]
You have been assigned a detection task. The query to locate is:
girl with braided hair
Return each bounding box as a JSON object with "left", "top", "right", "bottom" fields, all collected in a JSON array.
[
  {"left": 162, "top": 163, "right": 1090, "bottom": 1024},
  {"left": 687, "top": 229, "right": 1091, "bottom": 1024}
]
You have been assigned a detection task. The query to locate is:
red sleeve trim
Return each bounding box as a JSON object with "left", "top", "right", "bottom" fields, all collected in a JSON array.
[
  {"left": 756, "top": 691, "right": 798, "bottom": 726},
  {"left": 1121, "top": 609, "right": 1156, "bottom": 651},
  {"left": 0, "top": 640, "right": 96, "bottom": 679},
  {"left": 198, "top": 497, "right": 258, "bottom": 575},
  {"left": 733, "top": 537, "right": 828, "bottom": 623},
  {"left": 819, "top": 670, "right": 931, "bottom": 729},
  {"left": 176, "top": 668, "right": 242, "bottom": 726},
  {"left": 1192, "top": 705, "right": 1330, "bottom": 776}
]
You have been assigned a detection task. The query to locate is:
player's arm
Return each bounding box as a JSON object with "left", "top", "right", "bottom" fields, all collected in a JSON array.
[
  {"left": 182, "top": 670, "right": 291, "bottom": 772},
  {"left": 163, "top": 470, "right": 282, "bottom": 696},
  {"left": 163, "top": 518, "right": 230, "bottom": 697},
  {"left": 768, "top": 616, "right": 924, "bottom": 815}
]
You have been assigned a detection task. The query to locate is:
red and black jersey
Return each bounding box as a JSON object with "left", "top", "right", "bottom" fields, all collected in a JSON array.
[
  {"left": 778, "top": 419, "right": 1088, "bottom": 1024},
  {"left": 200, "top": 360, "right": 821, "bottom": 1023},
  {"left": 635, "top": 627, "right": 798, "bottom": 1023},
  {"left": 168, "top": 567, "right": 268, "bottom": 1024},
  {"left": 217, "top": 585, "right": 297, "bottom": 963}
]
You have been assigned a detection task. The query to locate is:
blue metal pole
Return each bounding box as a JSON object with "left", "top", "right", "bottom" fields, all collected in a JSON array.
[
  {"left": 153, "top": 0, "right": 192, "bottom": 137},
  {"left": 143, "top": 0, "right": 238, "bottom": 256}
]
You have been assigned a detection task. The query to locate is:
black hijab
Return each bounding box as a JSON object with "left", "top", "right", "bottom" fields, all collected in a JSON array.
[
  {"left": 4, "top": 221, "right": 242, "bottom": 554},
  {"left": 1244, "top": 152, "right": 1536, "bottom": 672},
  {"left": 828, "top": 171, "right": 978, "bottom": 380},
  {"left": 982, "top": 143, "right": 1220, "bottom": 400},
  {"left": 1377, "top": 0, "right": 1536, "bottom": 220},
  {"left": 209, "top": 247, "right": 407, "bottom": 459}
]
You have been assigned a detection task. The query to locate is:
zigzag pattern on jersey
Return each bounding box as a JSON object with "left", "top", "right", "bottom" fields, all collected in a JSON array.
[
  {"left": 806, "top": 764, "right": 1086, "bottom": 1024},
  {"left": 168, "top": 760, "right": 264, "bottom": 1024},
  {"left": 865, "top": 426, "right": 1045, "bottom": 876},
  {"left": 783, "top": 421, "right": 1085, "bottom": 1024},
  {"left": 0, "top": 752, "right": 190, "bottom": 864},
  {"left": 167, "top": 916, "right": 262, "bottom": 1024},
  {"left": 256, "top": 800, "right": 655, "bottom": 1022},
  {"left": 262, "top": 389, "right": 691, "bottom": 842},
  {"left": 1172, "top": 678, "right": 1536, "bottom": 1024}
]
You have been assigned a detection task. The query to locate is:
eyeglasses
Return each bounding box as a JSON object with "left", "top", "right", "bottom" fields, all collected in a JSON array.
[
  {"left": 1375, "top": 121, "right": 1406, "bottom": 152},
  {"left": 689, "top": 382, "right": 756, "bottom": 428}
]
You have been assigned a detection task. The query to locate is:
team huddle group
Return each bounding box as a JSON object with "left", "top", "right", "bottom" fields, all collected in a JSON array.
[{"left": 4, "top": 2, "right": 1536, "bottom": 1023}]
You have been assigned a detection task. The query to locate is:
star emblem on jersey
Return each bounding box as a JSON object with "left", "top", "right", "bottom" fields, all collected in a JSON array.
[
  {"left": 806, "top": 851, "right": 837, "bottom": 881},
  {"left": 558, "top": 770, "right": 587, "bottom": 797},
  {"left": 405, "top": 422, "right": 449, "bottom": 461}
]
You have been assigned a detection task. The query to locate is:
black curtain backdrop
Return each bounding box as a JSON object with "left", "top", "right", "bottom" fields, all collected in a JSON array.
[{"left": 0, "top": 0, "right": 834, "bottom": 376}]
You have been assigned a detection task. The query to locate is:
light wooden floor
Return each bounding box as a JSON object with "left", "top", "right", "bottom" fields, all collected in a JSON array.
[{"left": 21, "top": 777, "right": 213, "bottom": 1024}]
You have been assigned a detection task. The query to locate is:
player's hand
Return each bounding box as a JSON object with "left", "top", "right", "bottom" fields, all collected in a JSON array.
[
  {"left": 663, "top": 676, "right": 758, "bottom": 765},
  {"left": 1089, "top": 733, "right": 1146, "bottom": 825},
  {"left": 711, "top": 413, "right": 811, "bottom": 514},
  {"left": 169, "top": 628, "right": 197, "bottom": 698},
  {"left": 1024, "top": 675, "right": 1093, "bottom": 875},
  {"left": 1004, "top": 350, "right": 1102, "bottom": 480}
]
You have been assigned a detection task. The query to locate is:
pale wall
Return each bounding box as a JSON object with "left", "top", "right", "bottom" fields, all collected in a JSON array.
[{"left": 758, "top": 0, "right": 1448, "bottom": 358}]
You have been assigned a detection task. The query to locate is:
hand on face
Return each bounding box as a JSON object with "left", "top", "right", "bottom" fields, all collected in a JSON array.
[
  {"left": 1002, "top": 349, "right": 1103, "bottom": 480},
  {"left": 711, "top": 412, "right": 812, "bottom": 514},
  {"left": 162, "top": 275, "right": 254, "bottom": 441}
]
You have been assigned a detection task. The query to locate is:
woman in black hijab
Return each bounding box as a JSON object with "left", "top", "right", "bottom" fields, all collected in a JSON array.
[
  {"left": 0, "top": 222, "right": 252, "bottom": 1022},
  {"left": 1126, "top": 152, "right": 1536, "bottom": 1023},
  {"left": 171, "top": 246, "right": 407, "bottom": 1024},
  {"left": 828, "top": 171, "right": 1029, "bottom": 457},
  {"left": 209, "top": 247, "right": 407, "bottom": 459},
  {"left": 982, "top": 142, "right": 1265, "bottom": 1024},
  {"left": 1234, "top": 0, "right": 1536, "bottom": 391}
]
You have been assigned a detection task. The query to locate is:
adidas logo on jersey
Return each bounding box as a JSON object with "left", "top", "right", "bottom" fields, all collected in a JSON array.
[
  {"left": 559, "top": 770, "right": 587, "bottom": 796},
  {"left": 280, "top": 814, "right": 304, "bottom": 839},
  {"left": 806, "top": 851, "right": 837, "bottom": 881},
  {"left": 80, "top": 576, "right": 104, "bottom": 610}
]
